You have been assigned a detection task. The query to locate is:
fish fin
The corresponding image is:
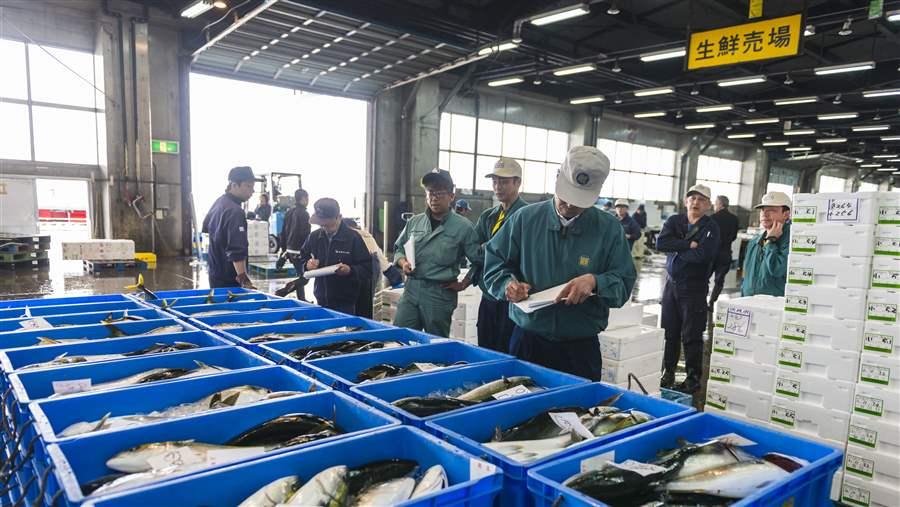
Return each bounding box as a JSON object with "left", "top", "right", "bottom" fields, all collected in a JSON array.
[
  {"left": 493, "top": 426, "right": 502, "bottom": 442},
  {"left": 209, "top": 392, "right": 222, "bottom": 408},
  {"left": 206, "top": 289, "right": 214, "bottom": 304},
  {"left": 53, "top": 352, "right": 69, "bottom": 360},
  {"left": 221, "top": 392, "right": 241, "bottom": 406},
  {"left": 307, "top": 383, "right": 317, "bottom": 393},
  {"left": 37, "top": 337, "right": 60, "bottom": 345},
  {"left": 93, "top": 412, "right": 111, "bottom": 432},
  {"left": 598, "top": 393, "right": 623, "bottom": 407}
]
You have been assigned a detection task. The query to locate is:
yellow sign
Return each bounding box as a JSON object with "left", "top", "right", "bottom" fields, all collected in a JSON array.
[
  {"left": 687, "top": 13, "right": 802, "bottom": 70},
  {"left": 749, "top": 0, "right": 763, "bottom": 18}
]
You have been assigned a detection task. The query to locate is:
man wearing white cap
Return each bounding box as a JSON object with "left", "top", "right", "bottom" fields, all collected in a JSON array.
[
  {"left": 614, "top": 199, "right": 642, "bottom": 251},
  {"left": 741, "top": 191, "right": 792, "bottom": 297},
  {"left": 657, "top": 183, "right": 721, "bottom": 394},
  {"left": 483, "top": 146, "right": 636, "bottom": 380},
  {"left": 473, "top": 158, "right": 528, "bottom": 353}
]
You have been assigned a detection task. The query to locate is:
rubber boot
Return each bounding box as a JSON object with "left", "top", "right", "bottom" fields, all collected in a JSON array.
[
  {"left": 675, "top": 341, "right": 703, "bottom": 394},
  {"left": 660, "top": 338, "right": 680, "bottom": 389}
]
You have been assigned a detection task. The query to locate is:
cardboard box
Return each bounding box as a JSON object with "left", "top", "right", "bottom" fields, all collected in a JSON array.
[
  {"left": 714, "top": 295, "right": 784, "bottom": 339},
  {"left": 708, "top": 355, "right": 775, "bottom": 392},
  {"left": 865, "top": 289, "right": 899, "bottom": 325},
  {"left": 705, "top": 382, "right": 772, "bottom": 425},
  {"left": 857, "top": 353, "right": 900, "bottom": 392},
  {"left": 874, "top": 225, "right": 900, "bottom": 257},
  {"left": 600, "top": 350, "right": 662, "bottom": 384},
  {"left": 598, "top": 325, "right": 664, "bottom": 361},
  {"left": 871, "top": 256, "right": 900, "bottom": 290},
  {"left": 863, "top": 321, "right": 899, "bottom": 357},
  {"left": 787, "top": 254, "right": 872, "bottom": 289},
  {"left": 776, "top": 342, "right": 860, "bottom": 382},
  {"left": 853, "top": 383, "right": 900, "bottom": 423},
  {"left": 768, "top": 397, "right": 850, "bottom": 446},
  {"left": 711, "top": 329, "right": 778, "bottom": 365},
  {"left": 843, "top": 447, "right": 900, "bottom": 489},
  {"left": 785, "top": 285, "right": 867, "bottom": 321},
  {"left": 773, "top": 369, "right": 855, "bottom": 412},
  {"left": 780, "top": 313, "right": 864, "bottom": 352},
  {"left": 841, "top": 474, "right": 900, "bottom": 507},
  {"left": 791, "top": 223, "right": 876, "bottom": 257},
  {"left": 792, "top": 191, "right": 884, "bottom": 226},
  {"left": 848, "top": 414, "right": 900, "bottom": 457},
  {"left": 607, "top": 303, "right": 644, "bottom": 330}
]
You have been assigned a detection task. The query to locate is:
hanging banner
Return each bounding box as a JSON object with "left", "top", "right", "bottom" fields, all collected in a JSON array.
[
  {"left": 687, "top": 13, "right": 803, "bottom": 70},
  {"left": 749, "top": 0, "right": 764, "bottom": 19}
]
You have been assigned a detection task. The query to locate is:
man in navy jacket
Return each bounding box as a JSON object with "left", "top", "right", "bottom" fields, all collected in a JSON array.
[{"left": 202, "top": 166, "right": 257, "bottom": 289}]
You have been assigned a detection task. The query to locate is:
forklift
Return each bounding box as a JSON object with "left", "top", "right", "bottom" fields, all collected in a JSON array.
[{"left": 242, "top": 172, "right": 302, "bottom": 254}]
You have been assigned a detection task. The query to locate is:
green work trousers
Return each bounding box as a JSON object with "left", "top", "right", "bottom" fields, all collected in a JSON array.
[{"left": 392, "top": 277, "right": 458, "bottom": 337}]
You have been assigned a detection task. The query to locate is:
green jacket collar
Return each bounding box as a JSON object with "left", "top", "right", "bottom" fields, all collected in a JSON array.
[{"left": 544, "top": 199, "right": 585, "bottom": 235}]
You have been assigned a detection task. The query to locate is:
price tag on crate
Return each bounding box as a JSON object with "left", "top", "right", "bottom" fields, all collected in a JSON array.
[
  {"left": 827, "top": 198, "right": 859, "bottom": 222},
  {"left": 874, "top": 236, "right": 900, "bottom": 256},
  {"left": 854, "top": 394, "right": 884, "bottom": 417},
  {"left": 845, "top": 453, "right": 875, "bottom": 478},
  {"left": 146, "top": 446, "right": 205, "bottom": 470},
  {"left": 784, "top": 295, "right": 808, "bottom": 314},
  {"left": 18, "top": 317, "right": 52, "bottom": 330},
  {"left": 791, "top": 234, "right": 817, "bottom": 253},
  {"left": 793, "top": 205, "right": 817, "bottom": 224},
  {"left": 787, "top": 266, "right": 814, "bottom": 285},
  {"left": 775, "top": 375, "right": 801, "bottom": 398},
  {"left": 549, "top": 412, "right": 594, "bottom": 440},
  {"left": 781, "top": 322, "right": 806, "bottom": 342},
  {"left": 709, "top": 365, "right": 731, "bottom": 383},
  {"left": 51, "top": 379, "right": 91, "bottom": 395},
  {"left": 859, "top": 363, "right": 891, "bottom": 386},
  {"left": 878, "top": 205, "right": 900, "bottom": 225},
  {"left": 609, "top": 460, "right": 668, "bottom": 477},
  {"left": 863, "top": 332, "right": 894, "bottom": 354},
  {"left": 778, "top": 347, "right": 803, "bottom": 368},
  {"left": 412, "top": 362, "right": 441, "bottom": 372},
  {"left": 491, "top": 384, "right": 531, "bottom": 400},
  {"left": 871, "top": 270, "right": 900, "bottom": 289},
  {"left": 848, "top": 424, "right": 878, "bottom": 449},
  {"left": 712, "top": 336, "right": 735, "bottom": 356},
  {"left": 770, "top": 405, "right": 796, "bottom": 427},
  {"left": 867, "top": 302, "right": 897, "bottom": 323},
  {"left": 723, "top": 307, "right": 751, "bottom": 337},
  {"left": 705, "top": 390, "right": 727, "bottom": 410},
  {"left": 841, "top": 482, "right": 871, "bottom": 507}
]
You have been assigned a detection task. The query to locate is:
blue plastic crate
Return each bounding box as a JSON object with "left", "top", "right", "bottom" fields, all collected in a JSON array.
[
  {"left": 165, "top": 298, "right": 311, "bottom": 319},
  {"left": 222, "top": 316, "right": 393, "bottom": 352},
  {"left": 0, "top": 308, "right": 172, "bottom": 334},
  {"left": 526, "top": 412, "right": 844, "bottom": 507},
  {"left": 352, "top": 359, "right": 589, "bottom": 428},
  {"left": 44, "top": 390, "right": 399, "bottom": 504},
  {"left": 81, "top": 426, "right": 503, "bottom": 507},
  {"left": 426, "top": 382, "right": 696, "bottom": 507},
  {"left": 0, "top": 317, "right": 197, "bottom": 352},
  {"left": 259, "top": 327, "right": 434, "bottom": 371},
  {"left": 305, "top": 340, "right": 513, "bottom": 392},
  {"left": 0, "top": 294, "right": 131, "bottom": 310},
  {"left": 0, "top": 300, "right": 148, "bottom": 321},
  {"left": 128, "top": 287, "right": 260, "bottom": 302},
  {"left": 188, "top": 306, "right": 342, "bottom": 332},
  {"left": 142, "top": 292, "right": 271, "bottom": 308}
]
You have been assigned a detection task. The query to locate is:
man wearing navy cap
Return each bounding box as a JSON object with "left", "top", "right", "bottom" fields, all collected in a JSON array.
[{"left": 202, "top": 166, "right": 257, "bottom": 289}]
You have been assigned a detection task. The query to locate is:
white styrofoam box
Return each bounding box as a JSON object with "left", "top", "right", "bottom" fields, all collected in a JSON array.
[
  {"left": 870, "top": 256, "right": 900, "bottom": 290},
  {"left": 381, "top": 287, "right": 404, "bottom": 305},
  {"left": 863, "top": 321, "right": 899, "bottom": 358},
  {"left": 450, "top": 320, "right": 476, "bottom": 340},
  {"left": 841, "top": 474, "right": 900, "bottom": 507},
  {"left": 831, "top": 471, "right": 843, "bottom": 503},
  {"left": 606, "top": 302, "right": 643, "bottom": 330},
  {"left": 708, "top": 355, "right": 775, "bottom": 392},
  {"left": 784, "top": 285, "right": 867, "bottom": 321},
  {"left": 786, "top": 254, "right": 872, "bottom": 289},
  {"left": 62, "top": 239, "right": 135, "bottom": 260},
  {"left": 382, "top": 305, "right": 397, "bottom": 322},
  {"left": 772, "top": 369, "right": 855, "bottom": 412},
  {"left": 452, "top": 297, "right": 480, "bottom": 321},
  {"left": 613, "top": 371, "right": 659, "bottom": 395},
  {"left": 857, "top": 353, "right": 900, "bottom": 392},
  {"left": 849, "top": 414, "right": 900, "bottom": 458},
  {"left": 704, "top": 382, "right": 772, "bottom": 425},
  {"left": 874, "top": 225, "right": 900, "bottom": 257},
  {"left": 792, "top": 191, "right": 882, "bottom": 226},
  {"left": 776, "top": 342, "right": 860, "bottom": 382},
  {"left": 780, "top": 313, "right": 863, "bottom": 352},
  {"left": 713, "top": 295, "right": 784, "bottom": 339},
  {"left": 598, "top": 325, "right": 664, "bottom": 361},
  {"left": 843, "top": 447, "right": 900, "bottom": 489},
  {"left": 711, "top": 329, "right": 778, "bottom": 365},
  {"left": 768, "top": 397, "right": 850, "bottom": 446},
  {"left": 853, "top": 384, "right": 899, "bottom": 423},
  {"left": 790, "top": 223, "right": 876, "bottom": 257},
  {"left": 600, "top": 350, "right": 662, "bottom": 384},
  {"left": 876, "top": 192, "right": 900, "bottom": 225},
  {"left": 865, "top": 289, "right": 899, "bottom": 325}
]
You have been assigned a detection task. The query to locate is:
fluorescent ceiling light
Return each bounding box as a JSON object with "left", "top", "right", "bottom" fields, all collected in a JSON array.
[
  {"left": 477, "top": 41, "right": 519, "bottom": 56},
  {"left": 816, "top": 138, "right": 847, "bottom": 144},
  {"left": 817, "top": 112, "right": 858, "bottom": 120},
  {"left": 696, "top": 104, "right": 733, "bottom": 113},
  {"left": 685, "top": 123, "right": 715, "bottom": 130},
  {"left": 887, "top": 159, "right": 900, "bottom": 163},
  {"left": 633, "top": 111, "right": 666, "bottom": 118},
  {"left": 888, "top": 9, "right": 900, "bottom": 22},
  {"left": 634, "top": 86, "right": 674, "bottom": 97},
  {"left": 873, "top": 154, "right": 897, "bottom": 158},
  {"left": 569, "top": 95, "right": 605, "bottom": 105},
  {"left": 785, "top": 146, "right": 812, "bottom": 151},
  {"left": 852, "top": 125, "right": 890, "bottom": 132},
  {"left": 763, "top": 141, "right": 789, "bottom": 146},
  {"left": 640, "top": 48, "right": 686, "bottom": 62},
  {"left": 883, "top": 136, "right": 900, "bottom": 141},
  {"left": 745, "top": 117, "right": 779, "bottom": 125},
  {"left": 717, "top": 75, "right": 766, "bottom": 87},
  {"left": 530, "top": 3, "right": 590, "bottom": 26},
  {"left": 213, "top": 0, "right": 226, "bottom": 7},
  {"left": 727, "top": 133, "right": 756, "bottom": 139},
  {"left": 876, "top": 167, "right": 896, "bottom": 172},
  {"left": 862, "top": 88, "right": 900, "bottom": 98},
  {"left": 774, "top": 96, "right": 818, "bottom": 106},
  {"left": 861, "top": 163, "right": 882, "bottom": 168},
  {"left": 783, "top": 129, "right": 815, "bottom": 136},
  {"left": 553, "top": 63, "right": 597, "bottom": 76},
  {"left": 488, "top": 77, "right": 524, "bottom": 87},
  {"left": 814, "top": 61, "right": 875, "bottom": 75},
  {"left": 181, "top": 0, "right": 215, "bottom": 18}
]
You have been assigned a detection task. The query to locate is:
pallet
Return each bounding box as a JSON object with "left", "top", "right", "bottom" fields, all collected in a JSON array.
[
  {"left": 0, "top": 250, "right": 48, "bottom": 263},
  {"left": 248, "top": 260, "right": 297, "bottom": 277},
  {"left": 83, "top": 259, "right": 145, "bottom": 274},
  {"left": 0, "top": 257, "right": 50, "bottom": 270},
  {"left": 0, "top": 236, "right": 50, "bottom": 254}
]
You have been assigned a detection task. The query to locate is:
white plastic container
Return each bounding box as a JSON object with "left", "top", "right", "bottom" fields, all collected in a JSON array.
[
  {"left": 873, "top": 225, "right": 900, "bottom": 257},
  {"left": 854, "top": 383, "right": 900, "bottom": 423},
  {"left": 607, "top": 302, "right": 644, "bottom": 330},
  {"left": 772, "top": 369, "right": 855, "bottom": 412},
  {"left": 841, "top": 474, "right": 900, "bottom": 507},
  {"left": 776, "top": 342, "right": 860, "bottom": 382},
  {"left": 705, "top": 382, "right": 772, "bottom": 425},
  {"left": 863, "top": 321, "right": 899, "bottom": 357},
  {"left": 870, "top": 256, "right": 900, "bottom": 290},
  {"left": 711, "top": 329, "right": 778, "bottom": 364},
  {"left": 784, "top": 285, "right": 867, "bottom": 320},
  {"left": 866, "top": 289, "right": 899, "bottom": 324},
  {"left": 768, "top": 397, "right": 850, "bottom": 446},
  {"left": 848, "top": 414, "right": 900, "bottom": 457},
  {"left": 792, "top": 191, "right": 882, "bottom": 225},
  {"left": 598, "top": 325, "right": 663, "bottom": 361},
  {"left": 600, "top": 350, "right": 662, "bottom": 384},
  {"left": 708, "top": 355, "right": 775, "bottom": 392},
  {"left": 790, "top": 223, "right": 876, "bottom": 257},
  {"left": 857, "top": 353, "right": 900, "bottom": 392},
  {"left": 780, "top": 313, "right": 863, "bottom": 352},
  {"left": 713, "top": 295, "right": 784, "bottom": 339},
  {"left": 786, "top": 254, "right": 872, "bottom": 289}
]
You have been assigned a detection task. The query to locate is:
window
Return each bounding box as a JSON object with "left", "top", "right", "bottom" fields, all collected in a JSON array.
[
  {"left": 819, "top": 175, "right": 846, "bottom": 192},
  {"left": 596, "top": 138, "right": 676, "bottom": 201},
  {"left": 0, "top": 38, "right": 104, "bottom": 165},
  {"left": 697, "top": 155, "right": 742, "bottom": 204},
  {"left": 766, "top": 182, "right": 794, "bottom": 199},
  {"left": 439, "top": 112, "right": 568, "bottom": 193}
]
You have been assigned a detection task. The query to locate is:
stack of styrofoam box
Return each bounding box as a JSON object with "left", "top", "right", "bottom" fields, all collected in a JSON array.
[
  {"left": 598, "top": 303, "right": 662, "bottom": 394},
  {"left": 839, "top": 192, "right": 900, "bottom": 507},
  {"left": 378, "top": 286, "right": 404, "bottom": 324},
  {"left": 706, "top": 295, "right": 782, "bottom": 426},
  {"left": 449, "top": 287, "right": 482, "bottom": 344},
  {"left": 247, "top": 220, "right": 269, "bottom": 257},
  {"left": 61, "top": 239, "right": 135, "bottom": 261}
]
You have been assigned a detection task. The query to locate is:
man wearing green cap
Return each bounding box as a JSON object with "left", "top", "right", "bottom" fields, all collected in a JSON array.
[
  {"left": 202, "top": 166, "right": 257, "bottom": 289},
  {"left": 393, "top": 169, "right": 483, "bottom": 337}
]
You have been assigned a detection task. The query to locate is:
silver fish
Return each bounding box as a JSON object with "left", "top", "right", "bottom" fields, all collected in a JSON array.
[
  {"left": 456, "top": 376, "right": 535, "bottom": 402},
  {"left": 34, "top": 325, "right": 184, "bottom": 347},
  {"left": 50, "top": 361, "right": 229, "bottom": 399},
  {"left": 664, "top": 460, "right": 789, "bottom": 498},
  {"left": 106, "top": 440, "right": 240, "bottom": 473},
  {"left": 352, "top": 477, "right": 415, "bottom": 506},
  {"left": 21, "top": 342, "right": 197, "bottom": 371},
  {"left": 239, "top": 475, "right": 300, "bottom": 507},
  {"left": 286, "top": 465, "right": 348, "bottom": 505},
  {"left": 142, "top": 324, "right": 184, "bottom": 335},
  {"left": 190, "top": 310, "right": 239, "bottom": 317},
  {"left": 89, "top": 467, "right": 182, "bottom": 497},
  {"left": 410, "top": 464, "right": 447, "bottom": 499},
  {"left": 212, "top": 321, "right": 269, "bottom": 329}
]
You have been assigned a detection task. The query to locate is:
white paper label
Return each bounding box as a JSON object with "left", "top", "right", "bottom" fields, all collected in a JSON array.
[
  {"left": 469, "top": 458, "right": 497, "bottom": 480},
  {"left": 709, "top": 433, "right": 757, "bottom": 447},
  {"left": 51, "top": 379, "right": 92, "bottom": 395},
  {"left": 841, "top": 482, "right": 871, "bottom": 507},
  {"left": 781, "top": 322, "right": 806, "bottom": 341},
  {"left": 709, "top": 365, "right": 731, "bottom": 383},
  {"left": 854, "top": 394, "right": 884, "bottom": 417},
  {"left": 863, "top": 333, "right": 894, "bottom": 354},
  {"left": 205, "top": 447, "right": 265, "bottom": 466},
  {"left": 848, "top": 424, "right": 878, "bottom": 449},
  {"left": 712, "top": 336, "right": 735, "bottom": 355},
  {"left": 787, "top": 266, "right": 814, "bottom": 285},
  {"left": 827, "top": 198, "right": 859, "bottom": 222},
  {"left": 775, "top": 376, "right": 801, "bottom": 398},
  {"left": 785, "top": 295, "right": 808, "bottom": 313},
  {"left": 770, "top": 405, "right": 796, "bottom": 427},
  {"left": 791, "top": 235, "right": 817, "bottom": 252},
  {"left": 413, "top": 362, "right": 441, "bottom": 372},
  {"left": 609, "top": 460, "right": 667, "bottom": 477},
  {"left": 778, "top": 347, "right": 803, "bottom": 368},
  {"left": 580, "top": 451, "right": 614, "bottom": 473},
  {"left": 706, "top": 390, "right": 727, "bottom": 410},
  {"left": 875, "top": 236, "right": 900, "bottom": 255},
  {"left": 867, "top": 303, "right": 898, "bottom": 323},
  {"left": 793, "top": 205, "right": 817, "bottom": 223},
  {"left": 878, "top": 206, "right": 900, "bottom": 224},
  {"left": 724, "top": 307, "right": 751, "bottom": 337},
  {"left": 549, "top": 412, "right": 595, "bottom": 440},
  {"left": 859, "top": 363, "right": 891, "bottom": 386},
  {"left": 19, "top": 317, "right": 52, "bottom": 330},
  {"left": 872, "top": 270, "right": 900, "bottom": 288},
  {"left": 146, "top": 446, "right": 205, "bottom": 470},
  {"left": 491, "top": 384, "right": 531, "bottom": 400},
  {"left": 845, "top": 453, "right": 875, "bottom": 478}
]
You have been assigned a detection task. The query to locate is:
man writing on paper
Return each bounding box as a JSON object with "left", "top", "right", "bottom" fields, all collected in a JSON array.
[
  {"left": 474, "top": 158, "right": 528, "bottom": 352},
  {"left": 202, "top": 166, "right": 257, "bottom": 289},
  {"left": 657, "top": 184, "right": 721, "bottom": 395},
  {"left": 298, "top": 198, "right": 371, "bottom": 315},
  {"left": 741, "top": 191, "right": 792, "bottom": 297},
  {"left": 393, "top": 169, "right": 483, "bottom": 337},
  {"left": 484, "top": 146, "right": 636, "bottom": 380}
]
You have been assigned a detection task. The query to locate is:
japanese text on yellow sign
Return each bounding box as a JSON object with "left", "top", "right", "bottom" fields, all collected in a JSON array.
[{"left": 687, "top": 14, "right": 802, "bottom": 70}]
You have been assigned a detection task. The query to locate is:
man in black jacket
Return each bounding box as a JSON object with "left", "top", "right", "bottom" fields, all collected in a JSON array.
[
  {"left": 202, "top": 166, "right": 257, "bottom": 289},
  {"left": 280, "top": 189, "right": 311, "bottom": 300},
  {"left": 709, "top": 195, "right": 739, "bottom": 308},
  {"left": 298, "top": 198, "right": 372, "bottom": 315}
]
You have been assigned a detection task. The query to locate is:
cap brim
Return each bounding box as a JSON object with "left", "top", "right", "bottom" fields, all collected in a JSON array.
[
  {"left": 555, "top": 172, "right": 600, "bottom": 208},
  {"left": 484, "top": 170, "right": 521, "bottom": 179},
  {"left": 309, "top": 214, "right": 326, "bottom": 226},
  {"left": 686, "top": 190, "right": 711, "bottom": 200}
]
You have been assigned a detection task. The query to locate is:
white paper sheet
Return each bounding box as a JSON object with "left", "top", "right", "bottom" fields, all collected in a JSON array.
[
  {"left": 512, "top": 283, "right": 567, "bottom": 314},
  {"left": 404, "top": 237, "right": 416, "bottom": 270},
  {"left": 303, "top": 264, "right": 341, "bottom": 279}
]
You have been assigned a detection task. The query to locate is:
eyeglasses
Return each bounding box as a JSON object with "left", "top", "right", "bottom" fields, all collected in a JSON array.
[{"left": 426, "top": 190, "right": 450, "bottom": 199}]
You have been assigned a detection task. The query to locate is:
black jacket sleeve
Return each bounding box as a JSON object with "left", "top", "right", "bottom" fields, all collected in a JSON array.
[
  {"left": 298, "top": 231, "right": 316, "bottom": 275},
  {"left": 281, "top": 208, "right": 294, "bottom": 247},
  {"left": 224, "top": 209, "right": 249, "bottom": 262},
  {"left": 656, "top": 216, "right": 690, "bottom": 253},
  {"left": 347, "top": 232, "right": 373, "bottom": 285}
]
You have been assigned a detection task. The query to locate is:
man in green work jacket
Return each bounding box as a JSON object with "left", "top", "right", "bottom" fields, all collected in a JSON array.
[
  {"left": 741, "top": 191, "right": 792, "bottom": 297},
  {"left": 474, "top": 157, "right": 528, "bottom": 353},
  {"left": 393, "top": 169, "right": 483, "bottom": 337},
  {"left": 484, "top": 146, "right": 636, "bottom": 380}
]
